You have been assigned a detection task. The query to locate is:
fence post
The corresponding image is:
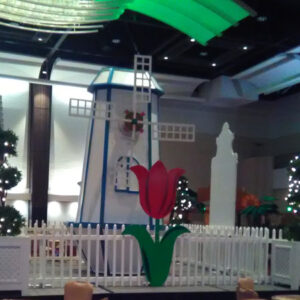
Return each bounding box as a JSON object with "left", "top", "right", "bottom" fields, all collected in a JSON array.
[
  {"left": 104, "top": 224, "right": 108, "bottom": 286},
  {"left": 78, "top": 224, "right": 82, "bottom": 281},
  {"left": 264, "top": 227, "right": 269, "bottom": 284},
  {"left": 40, "top": 221, "right": 46, "bottom": 288},
  {"left": 69, "top": 223, "right": 74, "bottom": 281},
  {"left": 121, "top": 224, "right": 125, "bottom": 287},
  {"left": 51, "top": 222, "right": 55, "bottom": 287},
  {"left": 112, "top": 224, "right": 117, "bottom": 287},
  {"left": 95, "top": 224, "right": 100, "bottom": 287}
]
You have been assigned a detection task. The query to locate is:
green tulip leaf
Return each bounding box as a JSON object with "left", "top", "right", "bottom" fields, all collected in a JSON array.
[{"left": 123, "top": 224, "right": 189, "bottom": 286}]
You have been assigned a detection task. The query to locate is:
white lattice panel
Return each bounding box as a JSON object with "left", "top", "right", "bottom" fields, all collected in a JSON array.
[
  {"left": 134, "top": 55, "right": 152, "bottom": 103},
  {"left": 0, "top": 246, "right": 20, "bottom": 281},
  {"left": 274, "top": 246, "right": 290, "bottom": 276},
  {"left": 0, "top": 237, "right": 30, "bottom": 293},
  {"left": 69, "top": 98, "right": 113, "bottom": 120},
  {"left": 271, "top": 241, "right": 300, "bottom": 290},
  {"left": 151, "top": 122, "right": 195, "bottom": 142}
]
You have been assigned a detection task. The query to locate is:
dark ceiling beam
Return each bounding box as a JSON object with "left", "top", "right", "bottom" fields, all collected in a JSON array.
[
  {"left": 233, "top": 0, "right": 257, "bottom": 17},
  {"left": 151, "top": 32, "right": 182, "bottom": 56},
  {"left": 125, "top": 23, "right": 139, "bottom": 54},
  {"left": 159, "top": 38, "right": 195, "bottom": 60},
  {"left": 39, "top": 34, "right": 68, "bottom": 80},
  {"left": 118, "top": 12, "right": 170, "bottom": 29}
]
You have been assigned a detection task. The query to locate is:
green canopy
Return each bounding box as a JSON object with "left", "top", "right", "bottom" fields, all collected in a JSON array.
[{"left": 125, "top": 0, "right": 252, "bottom": 45}]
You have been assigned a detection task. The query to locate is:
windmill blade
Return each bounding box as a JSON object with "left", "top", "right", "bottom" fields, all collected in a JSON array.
[
  {"left": 128, "top": 124, "right": 137, "bottom": 178},
  {"left": 150, "top": 121, "right": 196, "bottom": 142},
  {"left": 69, "top": 98, "right": 113, "bottom": 120},
  {"left": 133, "top": 55, "right": 152, "bottom": 105}
]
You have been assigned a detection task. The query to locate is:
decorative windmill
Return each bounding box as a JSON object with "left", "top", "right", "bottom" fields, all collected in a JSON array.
[{"left": 69, "top": 55, "right": 195, "bottom": 226}]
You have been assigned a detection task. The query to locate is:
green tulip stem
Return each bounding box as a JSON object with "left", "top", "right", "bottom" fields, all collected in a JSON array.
[{"left": 155, "top": 219, "right": 160, "bottom": 243}]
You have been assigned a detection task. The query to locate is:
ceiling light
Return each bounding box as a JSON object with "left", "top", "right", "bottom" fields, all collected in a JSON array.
[
  {"left": 200, "top": 51, "right": 208, "bottom": 56},
  {"left": 38, "top": 37, "right": 43, "bottom": 42},
  {"left": 211, "top": 63, "right": 217, "bottom": 67},
  {"left": 164, "top": 56, "right": 169, "bottom": 60},
  {"left": 0, "top": 0, "right": 127, "bottom": 34},
  {"left": 243, "top": 45, "right": 248, "bottom": 50},
  {"left": 42, "top": 70, "right": 47, "bottom": 74},
  {"left": 112, "top": 39, "right": 121, "bottom": 44},
  {"left": 190, "top": 38, "right": 196, "bottom": 43},
  {"left": 257, "top": 16, "right": 268, "bottom": 22}
]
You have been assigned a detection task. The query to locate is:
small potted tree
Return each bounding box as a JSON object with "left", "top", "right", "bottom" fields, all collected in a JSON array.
[{"left": 0, "top": 128, "right": 29, "bottom": 294}]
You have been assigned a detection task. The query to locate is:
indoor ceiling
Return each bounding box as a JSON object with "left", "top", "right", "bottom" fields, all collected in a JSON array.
[{"left": 0, "top": 0, "right": 299, "bottom": 81}]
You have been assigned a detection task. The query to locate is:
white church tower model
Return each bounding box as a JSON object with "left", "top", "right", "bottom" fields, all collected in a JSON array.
[
  {"left": 69, "top": 56, "right": 195, "bottom": 226},
  {"left": 209, "top": 122, "right": 238, "bottom": 226}
]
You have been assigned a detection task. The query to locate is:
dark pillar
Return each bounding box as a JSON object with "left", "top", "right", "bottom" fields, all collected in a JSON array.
[{"left": 29, "top": 84, "right": 52, "bottom": 225}]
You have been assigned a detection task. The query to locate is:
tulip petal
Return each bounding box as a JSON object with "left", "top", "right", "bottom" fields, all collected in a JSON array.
[
  {"left": 162, "top": 168, "right": 185, "bottom": 216},
  {"left": 130, "top": 165, "right": 151, "bottom": 217},
  {"left": 148, "top": 161, "right": 168, "bottom": 219}
]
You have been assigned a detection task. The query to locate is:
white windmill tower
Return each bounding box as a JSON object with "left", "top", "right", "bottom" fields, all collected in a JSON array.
[{"left": 69, "top": 55, "right": 195, "bottom": 226}]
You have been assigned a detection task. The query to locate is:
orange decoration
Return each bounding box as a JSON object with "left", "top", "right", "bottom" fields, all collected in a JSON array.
[
  {"left": 204, "top": 207, "right": 210, "bottom": 225},
  {"left": 237, "top": 193, "right": 260, "bottom": 211}
]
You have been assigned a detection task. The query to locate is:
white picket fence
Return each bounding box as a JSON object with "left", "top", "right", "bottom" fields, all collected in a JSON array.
[{"left": 24, "top": 223, "right": 283, "bottom": 289}]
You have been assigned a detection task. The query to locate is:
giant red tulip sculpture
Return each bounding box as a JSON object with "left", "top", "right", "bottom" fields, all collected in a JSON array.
[{"left": 122, "top": 161, "right": 190, "bottom": 286}]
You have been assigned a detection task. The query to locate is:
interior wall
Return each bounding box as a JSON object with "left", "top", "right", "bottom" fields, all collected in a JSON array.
[
  {"left": 49, "top": 84, "right": 92, "bottom": 197},
  {"left": 160, "top": 134, "right": 214, "bottom": 190},
  {"left": 159, "top": 99, "right": 273, "bottom": 192},
  {"left": 0, "top": 77, "right": 29, "bottom": 196},
  {"left": 3, "top": 59, "right": 300, "bottom": 221}
]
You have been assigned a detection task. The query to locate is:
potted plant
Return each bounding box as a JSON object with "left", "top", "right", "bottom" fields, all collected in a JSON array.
[{"left": 0, "top": 129, "right": 29, "bottom": 294}]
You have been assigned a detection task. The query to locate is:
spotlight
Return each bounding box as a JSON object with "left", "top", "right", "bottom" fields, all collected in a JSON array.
[
  {"left": 200, "top": 51, "right": 208, "bottom": 57},
  {"left": 164, "top": 56, "right": 169, "bottom": 60},
  {"left": 243, "top": 46, "right": 248, "bottom": 50},
  {"left": 212, "top": 62, "right": 217, "bottom": 67},
  {"left": 257, "top": 16, "right": 268, "bottom": 22},
  {"left": 190, "top": 38, "right": 196, "bottom": 43}
]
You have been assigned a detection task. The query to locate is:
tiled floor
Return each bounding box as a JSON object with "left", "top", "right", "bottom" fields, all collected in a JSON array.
[
  {"left": 108, "top": 285, "right": 222, "bottom": 294},
  {"left": 23, "top": 284, "right": 292, "bottom": 297},
  {"left": 23, "top": 287, "right": 109, "bottom": 297}
]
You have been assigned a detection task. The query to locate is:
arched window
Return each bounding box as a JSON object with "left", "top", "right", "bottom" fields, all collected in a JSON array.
[{"left": 114, "top": 156, "right": 139, "bottom": 193}]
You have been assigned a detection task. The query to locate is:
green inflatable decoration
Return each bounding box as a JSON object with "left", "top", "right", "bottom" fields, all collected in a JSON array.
[
  {"left": 122, "top": 161, "right": 189, "bottom": 286},
  {"left": 125, "top": 0, "right": 251, "bottom": 45}
]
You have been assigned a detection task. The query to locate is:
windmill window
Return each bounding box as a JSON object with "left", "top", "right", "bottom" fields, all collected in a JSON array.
[{"left": 114, "top": 156, "right": 139, "bottom": 194}]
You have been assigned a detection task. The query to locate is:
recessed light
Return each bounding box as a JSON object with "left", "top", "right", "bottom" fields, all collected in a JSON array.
[
  {"left": 38, "top": 37, "right": 43, "bottom": 42},
  {"left": 112, "top": 39, "right": 120, "bottom": 44},
  {"left": 42, "top": 70, "right": 47, "bottom": 74},
  {"left": 190, "top": 38, "right": 196, "bottom": 43},
  {"left": 257, "top": 16, "right": 267, "bottom": 22},
  {"left": 243, "top": 45, "right": 248, "bottom": 50},
  {"left": 164, "top": 56, "right": 169, "bottom": 60},
  {"left": 211, "top": 63, "right": 217, "bottom": 67}
]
